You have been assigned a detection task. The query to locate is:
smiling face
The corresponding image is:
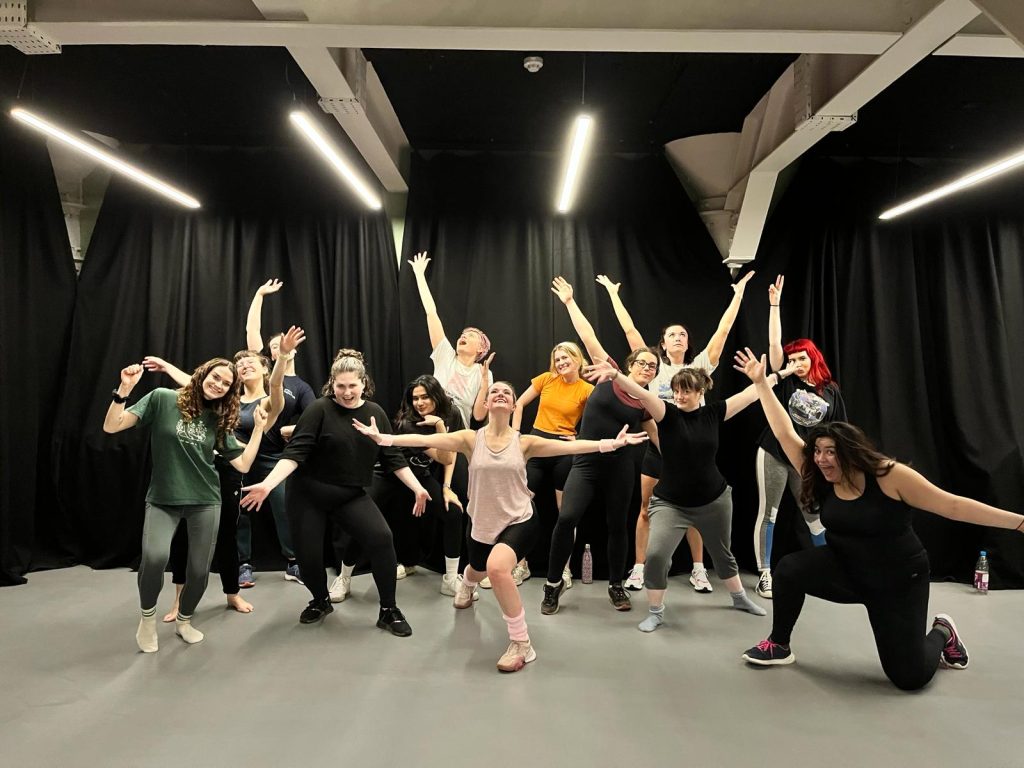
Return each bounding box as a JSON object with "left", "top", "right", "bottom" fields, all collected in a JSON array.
[
  {"left": 553, "top": 349, "right": 579, "bottom": 378},
  {"left": 485, "top": 382, "right": 516, "bottom": 413},
  {"left": 628, "top": 351, "right": 659, "bottom": 386},
  {"left": 672, "top": 386, "right": 703, "bottom": 412},
  {"left": 333, "top": 371, "right": 365, "bottom": 408},
  {"left": 787, "top": 350, "right": 812, "bottom": 382},
  {"left": 661, "top": 324, "right": 689, "bottom": 360},
  {"left": 411, "top": 385, "right": 437, "bottom": 417},
  {"left": 235, "top": 355, "right": 265, "bottom": 385},
  {"left": 201, "top": 365, "right": 234, "bottom": 401},
  {"left": 813, "top": 437, "right": 842, "bottom": 483},
  {"left": 457, "top": 329, "right": 484, "bottom": 360}
]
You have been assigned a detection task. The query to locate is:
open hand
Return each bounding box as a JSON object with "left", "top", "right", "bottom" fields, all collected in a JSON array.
[
  {"left": 733, "top": 347, "right": 768, "bottom": 383},
  {"left": 595, "top": 274, "right": 620, "bottom": 295},
  {"left": 408, "top": 251, "right": 430, "bottom": 276},
  {"left": 240, "top": 482, "right": 269, "bottom": 511},
  {"left": 612, "top": 424, "right": 650, "bottom": 448},
  {"left": 411, "top": 487, "right": 431, "bottom": 517},
  {"left": 583, "top": 360, "right": 617, "bottom": 384},
  {"left": 352, "top": 416, "right": 383, "bottom": 443},
  {"left": 142, "top": 356, "right": 169, "bottom": 374},
  {"left": 443, "top": 486, "right": 463, "bottom": 512},
  {"left": 732, "top": 270, "right": 755, "bottom": 295},
  {"left": 417, "top": 414, "right": 444, "bottom": 428},
  {"left": 551, "top": 276, "right": 574, "bottom": 304},
  {"left": 257, "top": 279, "right": 283, "bottom": 297},
  {"left": 479, "top": 352, "right": 495, "bottom": 373},
  {"left": 279, "top": 325, "right": 306, "bottom": 356}
]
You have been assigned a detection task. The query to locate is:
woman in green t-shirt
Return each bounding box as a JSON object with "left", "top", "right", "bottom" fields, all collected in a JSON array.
[{"left": 104, "top": 357, "right": 268, "bottom": 653}]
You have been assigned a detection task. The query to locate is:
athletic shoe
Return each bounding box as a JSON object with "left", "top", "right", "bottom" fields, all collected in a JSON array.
[
  {"left": 540, "top": 581, "right": 565, "bottom": 615},
  {"left": 934, "top": 614, "right": 969, "bottom": 669},
  {"left": 608, "top": 584, "right": 632, "bottom": 611},
  {"left": 440, "top": 573, "right": 458, "bottom": 596},
  {"left": 377, "top": 606, "right": 413, "bottom": 637},
  {"left": 562, "top": 566, "right": 573, "bottom": 590},
  {"left": 329, "top": 574, "right": 351, "bottom": 603},
  {"left": 396, "top": 564, "right": 417, "bottom": 580},
  {"left": 512, "top": 561, "right": 531, "bottom": 586},
  {"left": 689, "top": 567, "right": 713, "bottom": 594},
  {"left": 299, "top": 598, "right": 333, "bottom": 624},
  {"left": 624, "top": 565, "right": 645, "bottom": 591},
  {"left": 284, "top": 561, "right": 303, "bottom": 584},
  {"left": 453, "top": 577, "right": 479, "bottom": 608},
  {"left": 497, "top": 640, "right": 536, "bottom": 673},
  {"left": 755, "top": 570, "right": 773, "bottom": 599},
  {"left": 238, "top": 563, "right": 255, "bottom": 589},
  {"left": 741, "top": 638, "right": 795, "bottom": 666},
  {"left": 480, "top": 576, "right": 493, "bottom": 589}
]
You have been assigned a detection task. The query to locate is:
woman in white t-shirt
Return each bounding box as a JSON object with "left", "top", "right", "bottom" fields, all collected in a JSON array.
[{"left": 596, "top": 271, "right": 754, "bottom": 593}]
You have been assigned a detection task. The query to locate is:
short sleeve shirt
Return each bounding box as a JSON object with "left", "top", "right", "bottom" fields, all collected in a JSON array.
[
  {"left": 530, "top": 373, "right": 594, "bottom": 436},
  {"left": 430, "top": 337, "right": 492, "bottom": 429},
  {"left": 647, "top": 348, "right": 716, "bottom": 404},
  {"left": 653, "top": 400, "right": 728, "bottom": 507}
]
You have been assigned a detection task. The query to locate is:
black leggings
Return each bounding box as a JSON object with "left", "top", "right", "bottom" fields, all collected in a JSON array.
[
  {"left": 288, "top": 474, "right": 398, "bottom": 607},
  {"left": 169, "top": 459, "right": 241, "bottom": 595},
  {"left": 466, "top": 510, "right": 539, "bottom": 572},
  {"left": 547, "top": 454, "right": 635, "bottom": 585},
  {"left": 771, "top": 546, "right": 946, "bottom": 691}
]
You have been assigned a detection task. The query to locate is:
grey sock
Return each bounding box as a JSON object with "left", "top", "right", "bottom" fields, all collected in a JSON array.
[
  {"left": 638, "top": 605, "right": 665, "bottom": 633},
  {"left": 731, "top": 590, "right": 767, "bottom": 616}
]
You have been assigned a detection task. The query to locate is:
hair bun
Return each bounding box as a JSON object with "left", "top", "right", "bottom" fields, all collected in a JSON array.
[{"left": 334, "top": 348, "right": 364, "bottom": 362}]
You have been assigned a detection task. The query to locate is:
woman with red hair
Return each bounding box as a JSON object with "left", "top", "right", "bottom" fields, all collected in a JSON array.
[{"left": 754, "top": 275, "right": 847, "bottom": 599}]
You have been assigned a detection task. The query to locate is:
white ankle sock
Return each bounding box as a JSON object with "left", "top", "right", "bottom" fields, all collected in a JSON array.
[
  {"left": 175, "top": 615, "right": 205, "bottom": 644},
  {"left": 444, "top": 557, "right": 460, "bottom": 579},
  {"left": 692, "top": 561, "right": 704, "bottom": 572},
  {"left": 137, "top": 611, "right": 158, "bottom": 653},
  {"left": 340, "top": 563, "right": 355, "bottom": 579}
]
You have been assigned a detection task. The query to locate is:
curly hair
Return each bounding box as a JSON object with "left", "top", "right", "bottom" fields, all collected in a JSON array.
[
  {"left": 176, "top": 358, "right": 241, "bottom": 448},
  {"left": 233, "top": 349, "right": 270, "bottom": 393},
  {"left": 798, "top": 422, "right": 895, "bottom": 511},
  {"left": 322, "top": 348, "right": 376, "bottom": 398},
  {"left": 395, "top": 375, "right": 460, "bottom": 432},
  {"left": 784, "top": 338, "right": 836, "bottom": 394}
]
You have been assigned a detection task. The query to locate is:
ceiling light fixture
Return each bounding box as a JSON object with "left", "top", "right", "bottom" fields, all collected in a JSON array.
[
  {"left": 288, "top": 110, "right": 382, "bottom": 210},
  {"left": 879, "top": 148, "right": 1024, "bottom": 220},
  {"left": 556, "top": 114, "right": 593, "bottom": 214},
  {"left": 9, "top": 106, "right": 201, "bottom": 209}
]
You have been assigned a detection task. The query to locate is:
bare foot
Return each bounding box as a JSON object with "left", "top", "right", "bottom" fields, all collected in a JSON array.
[
  {"left": 162, "top": 602, "right": 180, "bottom": 623},
  {"left": 226, "top": 594, "right": 254, "bottom": 613}
]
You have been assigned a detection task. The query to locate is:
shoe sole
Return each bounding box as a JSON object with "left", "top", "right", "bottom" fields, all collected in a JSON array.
[
  {"left": 609, "top": 598, "right": 632, "bottom": 611},
  {"left": 625, "top": 584, "right": 643, "bottom": 591},
  {"left": 540, "top": 604, "right": 559, "bottom": 616},
  {"left": 934, "top": 613, "right": 968, "bottom": 669},
  {"left": 689, "top": 576, "right": 713, "bottom": 593},
  {"left": 284, "top": 575, "right": 304, "bottom": 584},
  {"left": 300, "top": 606, "right": 334, "bottom": 624},
  {"left": 376, "top": 620, "right": 413, "bottom": 637},
  {"left": 497, "top": 647, "right": 537, "bottom": 673},
  {"left": 329, "top": 593, "right": 348, "bottom": 603},
  {"left": 755, "top": 589, "right": 773, "bottom": 599},
  {"left": 742, "top": 652, "right": 795, "bottom": 666},
  {"left": 239, "top": 582, "right": 255, "bottom": 589}
]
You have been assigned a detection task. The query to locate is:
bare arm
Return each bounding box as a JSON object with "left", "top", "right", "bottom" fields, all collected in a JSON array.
[
  {"left": 552, "top": 276, "right": 610, "bottom": 364},
  {"left": 511, "top": 383, "right": 541, "bottom": 433},
  {"left": 228, "top": 407, "right": 266, "bottom": 474},
  {"left": 596, "top": 275, "right": 647, "bottom": 351},
  {"left": 642, "top": 419, "right": 660, "bottom": 452},
  {"left": 471, "top": 353, "right": 494, "bottom": 424},
  {"left": 521, "top": 425, "right": 647, "bottom": 460},
  {"left": 768, "top": 274, "right": 785, "bottom": 372},
  {"left": 884, "top": 464, "right": 1024, "bottom": 531},
  {"left": 103, "top": 364, "right": 144, "bottom": 433},
  {"left": 415, "top": 414, "right": 456, "bottom": 466},
  {"left": 735, "top": 349, "right": 805, "bottom": 473},
  {"left": 703, "top": 271, "right": 755, "bottom": 366},
  {"left": 723, "top": 374, "right": 783, "bottom": 421},
  {"left": 142, "top": 356, "right": 191, "bottom": 388},
  {"left": 239, "top": 458, "right": 298, "bottom": 510},
  {"left": 246, "top": 279, "right": 283, "bottom": 353},
  {"left": 263, "top": 326, "right": 306, "bottom": 431},
  {"left": 391, "top": 466, "right": 431, "bottom": 517},
  {"left": 408, "top": 252, "right": 447, "bottom": 351},
  {"left": 584, "top": 360, "right": 665, "bottom": 421},
  {"left": 353, "top": 417, "right": 475, "bottom": 458}
]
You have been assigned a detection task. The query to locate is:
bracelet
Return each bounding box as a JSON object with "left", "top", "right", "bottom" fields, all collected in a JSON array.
[
  {"left": 111, "top": 389, "right": 130, "bottom": 404},
  {"left": 770, "top": 304, "right": 780, "bottom": 308},
  {"left": 1015, "top": 516, "right": 1024, "bottom": 532},
  {"left": 377, "top": 434, "right": 394, "bottom": 447},
  {"left": 279, "top": 350, "right": 296, "bottom": 361},
  {"left": 599, "top": 439, "right": 617, "bottom": 453},
  {"left": 443, "top": 483, "right": 452, "bottom": 490}
]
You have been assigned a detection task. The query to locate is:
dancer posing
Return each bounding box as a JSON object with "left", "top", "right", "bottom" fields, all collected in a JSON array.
[
  {"left": 736, "top": 349, "right": 1024, "bottom": 690},
  {"left": 753, "top": 275, "right": 847, "bottom": 599},
  {"left": 104, "top": 358, "right": 267, "bottom": 651},
  {"left": 353, "top": 381, "right": 647, "bottom": 671},
  {"left": 240, "top": 350, "right": 429, "bottom": 637},
  {"left": 596, "top": 271, "right": 754, "bottom": 594}
]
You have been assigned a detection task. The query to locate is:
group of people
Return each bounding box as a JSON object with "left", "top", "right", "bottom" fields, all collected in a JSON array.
[{"left": 105, "top": 256, "right": 1024, "bottom": 686}]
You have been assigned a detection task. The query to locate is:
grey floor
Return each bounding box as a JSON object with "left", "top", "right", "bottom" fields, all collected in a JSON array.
[{"left": 1, "top": 566, "right": 1020, "bottom": 768}]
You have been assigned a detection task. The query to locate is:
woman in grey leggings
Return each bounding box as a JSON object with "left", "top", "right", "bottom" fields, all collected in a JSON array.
[
  {"left": 104, "top": 357, "right": 267, "bottom": 652},
  {"left": 586, "top": 360, "right": 787, "bottom": 632}
]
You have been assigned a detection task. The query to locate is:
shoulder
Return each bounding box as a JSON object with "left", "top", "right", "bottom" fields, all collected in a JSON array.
[
  {"left": 531, "top": 371, "right": 554, "bottom": 390},
  {"left": 431, "top": 337, "right": 455, "bottom": 358}
]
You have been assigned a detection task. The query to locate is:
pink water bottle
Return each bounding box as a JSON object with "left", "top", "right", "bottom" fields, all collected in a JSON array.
[
  {"left": 581, "top": 544, "right": 593, "bottom": 584},
  {"left": 974, "top": 550, "right": 989, "bottom": 593}
]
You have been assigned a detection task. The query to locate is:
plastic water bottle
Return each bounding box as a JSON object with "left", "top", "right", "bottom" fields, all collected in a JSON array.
[
  {"left": 581, "top": 544, "right": 593, "bottom": 584},
  {"left": 974, "top": 550, "right": 989, "bottom": 594}
]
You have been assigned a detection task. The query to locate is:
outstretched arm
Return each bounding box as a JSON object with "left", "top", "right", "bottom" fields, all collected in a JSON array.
[
  {"left": 353, "top": 417, "right": 474, "bottom": 458},
  {"left": 583, "top": 359, "right": 665, "bottom": 422},
  {"left": 240, "top": 458, "right": 298, "bottom": 511},
  {"left": 735, "top": 348, "right": 805, "bottom": 473},
  {"left": 521, "top": 424, "right": 647, "bottom": 460},
  {"left": 768, "top": 274, "right": 785, "bottom": 372},
  {"left": 142, "top": 356, "right": 191, "bottom": 388},
  {"left": 703, "top": 270, "right": 755, "bottom": 366},
  {"left": 886, "top": 464, "right": 1024, "bottom": 532},
  {"left": 246, "top": 278, "right": 283, "bottom": 353},
  {"left": 552, "top": 276, "right": 610, "bottom": 364},
  {"left": 596, "top": 275, "right": 647, "bottom": 351},
  {"left": 408, "top": 252, "right": 447, "bottom": 351}
]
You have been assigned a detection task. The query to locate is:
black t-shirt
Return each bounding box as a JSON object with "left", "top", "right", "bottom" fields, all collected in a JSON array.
[
  {"left": 653, "top": 400, "right": 728, "bottom": 507},
  {"left": 283, "top": 375, "right": 316, "bottom": 422},
  {"left": 234, "top": 375, "right": 317, "bottom": 456},
  {"left": 281, "top": 397, "right": 407, "bottom": 487},
  {"left": 758, "top": 376, "right": 847, "bottom": 461},
  {"left": 577, "top": 357, "right": 651, "bottom": 441},
  {"left": 383, "top": 410, "right": 465, "bottom": 479}
]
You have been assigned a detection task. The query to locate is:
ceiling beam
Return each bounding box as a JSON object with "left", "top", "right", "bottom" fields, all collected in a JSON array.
[{"left": 969, "top": 0, "right": 1024, "bottom": 51}]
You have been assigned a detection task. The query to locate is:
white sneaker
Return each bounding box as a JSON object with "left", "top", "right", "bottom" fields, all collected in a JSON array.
[
  {"left": 562, "top": 566, "right": 573, "bottom": 590},
  {"left": 480, "top": 576, "right": 492, "bottom": 589},
  {"left": 689, "top": 567, "right": 713, "bottom": 593},
  {"left": 624, "top": 564, "right": 645, "bottom": 591},
  {"left": 396, "top": 564, "right": 417, "bottom": 580},
  {"left": 512, "top": 561, "right": 531, "bottom": 586},
  {"left": 453, "top": 577, "right": 479, "bottom": 608},
  {"left": 329, "top": 574, "right": 351, "bottom": 603},
  {"left": 440, "top": 573, "right": 460, "bottom": 596},
  {"left": 755, "top": 570, "right": 773, "bottom": 599}
]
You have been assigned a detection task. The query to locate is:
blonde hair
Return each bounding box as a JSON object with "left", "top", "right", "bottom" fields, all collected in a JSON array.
[
  {"left": 322, "top": 348, "right": 375, "bottom": 397},
  {"left": 548, "top": 341, "right": 588, "bottom": 376}
]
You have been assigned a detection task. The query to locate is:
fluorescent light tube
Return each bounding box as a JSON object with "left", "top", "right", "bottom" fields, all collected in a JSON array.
[
  {"left": 289, "top": 111, "right": 382, "bottom": 210},
  {"left": 9, "top": 107, "right": 201, "bottom": 209},
  {"left": 556, "top": 115, "right": 593, "bottom": 214},
  {"left": 879, "top": 148, "right": 1024, "bottom": 220}
]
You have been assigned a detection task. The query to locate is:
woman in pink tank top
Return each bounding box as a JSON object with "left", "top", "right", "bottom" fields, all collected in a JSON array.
[{"left": 353, "top": 381, "right": 647, "bottom": 673}]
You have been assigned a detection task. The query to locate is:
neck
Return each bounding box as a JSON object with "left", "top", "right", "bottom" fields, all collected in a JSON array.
[
  {"left": 285, "top": 360, "right": 296, "bottom": 376},
  {"left": 485, "top": 413, "right": 513, "bottom": 434},
  {"left": 243, "top": 381, "right": 264, "bottom": 398},
  {"left": 666, "top": 350, "right": 685, "bottom": 365},
  {"left": 455, "top": 349, "right": 477, "bottom": 366},
  {"left": 561, "top": 371, "right": 579, "bottom": 383}
]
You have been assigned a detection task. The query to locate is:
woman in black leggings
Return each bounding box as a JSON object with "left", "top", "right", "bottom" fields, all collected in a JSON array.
[
  {"left": 240, "top": 349, "right": 430, "bottom": 636},
  {"left": 736, "top": 350, "right": 1024, "bottom": 690}
]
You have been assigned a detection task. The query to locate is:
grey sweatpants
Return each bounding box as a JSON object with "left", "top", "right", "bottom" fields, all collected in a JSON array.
[
  {"left": 645, "top": 488, "right": 738, "bottom": 590},
  {"left": 138, "top": 502, "right": 220, "bottom": 616},
  {"left": 753, "top": 447, "right": 824, "bottom": 571}
]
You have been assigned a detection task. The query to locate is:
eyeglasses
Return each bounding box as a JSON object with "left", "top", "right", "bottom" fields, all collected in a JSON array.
[{"left": 632, "top": 360, "right": 658, "bottom": 371}]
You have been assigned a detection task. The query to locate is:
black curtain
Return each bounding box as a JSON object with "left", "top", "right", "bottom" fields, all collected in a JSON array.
[
  {"left": 51, "top": 145, "right": 400, "bottom": 571},
  {"left": 747, "top": 157, "right": 1024, "bottom": 587},
  {"left": 0, "top": 119, "right": 78, "bottom": 585}
]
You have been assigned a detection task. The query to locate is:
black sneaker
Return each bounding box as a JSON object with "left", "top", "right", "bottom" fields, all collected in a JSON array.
[
  {"left": 377, "top": 606, "right": 413, "bottom": 637},
  {"left": 299, "top": 598, "right": 333, "bottom": 624},
  {"left": 540, "top": 581, "right": 565, "bottom": 615},
  {"left": 934, "top": 614, "right": 969, "bottom": 669},
  {"left": 608, "top": 584, "right": 632, "bottom": 611},
  {"left": 742, "top": 637, "right": 795, "bottom": 666}
]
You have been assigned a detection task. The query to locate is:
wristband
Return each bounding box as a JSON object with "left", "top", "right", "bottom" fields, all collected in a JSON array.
[
  {"left": 111, "top": 389, "right": 129, "bottom": 404},
  {"left": 279, "top": 350, "right": 296, "bottom": 361},
  {"left": 599, "top": 439, "right": 617, "bottom": 453},
  {"left": 443, "top": 483, "right": 452, "bottom": 490},
  {"left": 377, "top": 433, "right": 394, "bottom": 447},
  {"left": 770, "top": 304, "right": 780, "bottom": 308}
]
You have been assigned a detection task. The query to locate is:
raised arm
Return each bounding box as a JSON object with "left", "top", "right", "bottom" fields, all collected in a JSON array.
[
  {"left": 703, "top": 270, "right": 755, "bottom": 366},
  {"left": 596, "top": 275, "right": 648, "bottom": 351},
  {"left": 583, "top": 359, "right": 665, "bottom": 421},
  {"left": 521, "top": 424, "right": 647, "bottom": 460},
  {"left": 723, "top": 375, "right": 785, "bottom": 421},
  {"left": 353, "top": 417, "right": 475, "bottom": 458},
  {"left": 408, "top": 252, "right": 447, "bottom": 351},
  {"left": 552, "top": 276, "right": 610, "bottom": 364},
  {"left": 103, "top": 364, "right": 143, "bottom": 433},
  {"left": 246, "top": 278, "right": 283, "bottom": 353},
  {"left": 142, "top": 356, "right": 191, "bottom": 388},
  {"left": 885, "top": 464, "right": 1024, "bottom": 532},
  {"left": 768, "top": 274, "right": 785, "bottom": 372},
  {"left": 511, "top": 383, "right": 541, "bottom": 433},
  {"left": 228, "top": 406, "right": 266, "bottom": 474},
  {"left": 472, "top": 352, "right": 495, "bottom": 423},
  {"left": 263, "top": 326, "right": 305, "bottom": 430},
  {"left": 735, "top": 348, "right": 805, "bottom": 473}
]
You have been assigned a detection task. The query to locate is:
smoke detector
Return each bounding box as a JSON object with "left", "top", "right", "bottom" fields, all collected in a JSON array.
[{"left": 523, "top": 56, "right": 544, "bottom": 74}]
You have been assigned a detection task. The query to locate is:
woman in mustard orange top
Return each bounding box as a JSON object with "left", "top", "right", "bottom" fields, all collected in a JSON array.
[{"left": 508, "top": 341, "right": 594, "bottom": 585}]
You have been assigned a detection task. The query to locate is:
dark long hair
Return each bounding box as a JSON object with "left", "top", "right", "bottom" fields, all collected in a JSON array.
[
  {"left": 799, "top": 422, "right": 895, "bottom": 511},
  {"left": 658, "top": 323, "right": 696, "bottom": 365},
  {"left": 176, "top": 358, "right": 241, "bottom": 447},
  {"left": 395, "top": 375, "right": 459, "bottom": 432}
]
